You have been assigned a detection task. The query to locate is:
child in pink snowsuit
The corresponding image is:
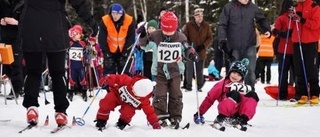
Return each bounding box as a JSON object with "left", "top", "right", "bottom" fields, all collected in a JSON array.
[{"left": 193, "top": 58, "right": 259, "bottom": 129}]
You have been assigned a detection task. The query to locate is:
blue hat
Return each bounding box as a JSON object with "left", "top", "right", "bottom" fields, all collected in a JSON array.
[{"left": 111, "top": 3, "right": 124, "bottom": 14}]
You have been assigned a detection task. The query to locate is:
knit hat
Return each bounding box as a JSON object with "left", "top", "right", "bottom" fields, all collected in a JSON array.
[
  {"left": 227, "top": 58, "right": 249, "bottom": 80},
  {"left": 160, "top": 12, "right": 178, "bottom": 33},
  {"left": 193, "top": 8, "right": 204, "bottom": 16},
  {"left": 68, "top": 25, "right": 83, "bottom": 38},
  {"left": 110, "top": 3, "right": 124, "bottom": 14},
  {"left": 147, "top": 20, "right": 158, "bottom": 29},
  {"left": 210, "top": 60, "right": 215, "bottom": 65},
  {"left": 88, "top": 36, "right": 97, "bottom": 42},
  {"left": 132, "top": 79, "right": 155, "bottom": 97}
]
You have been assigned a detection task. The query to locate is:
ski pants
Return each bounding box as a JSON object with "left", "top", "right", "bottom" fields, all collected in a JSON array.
[{"left": 22, "top": 51, "right": 69, "bottom": 113}]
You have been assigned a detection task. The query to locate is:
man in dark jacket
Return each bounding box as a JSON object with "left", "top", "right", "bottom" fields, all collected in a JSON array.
[
  {"left": 19, "top": 0, "right": 98, "bottom": 127},
  {"left": 182, "top": 8, "right": 213, "bottom": 92},
  {"left": 0, "top": 0, "right": 24, "bottom": 100},
  {"left": 218, "top": 0, "right": 271, "bottom": 92}
]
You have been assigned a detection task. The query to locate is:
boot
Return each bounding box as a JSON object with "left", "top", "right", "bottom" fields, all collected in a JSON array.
[
  {"left": 55, "top": 112, "right": 68, "bottom": 126},
  {"left": 170, "top": 118, "right": 180, "bottom": 129},
  {"left": 27, "top": 106, "right": 38, "bottom": 125},
  {"left": 297, "top": 96, "right": 308, "bottom": 104},
  {"left": 310, "top": 96, "right": 319, "bottom": 104}
]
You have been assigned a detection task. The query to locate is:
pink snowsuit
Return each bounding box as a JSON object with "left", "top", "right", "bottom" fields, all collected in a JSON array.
[{"left": 198, "top": 78, "right": 258, "bottom": 120}]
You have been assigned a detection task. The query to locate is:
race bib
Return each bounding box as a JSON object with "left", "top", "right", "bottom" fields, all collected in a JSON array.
[
  {"left": 157, "top": 42, "right": 182, "bottom": 63},
  {"left": 118, "top": 86, "right": 141, "bottom": 108},
  {"left": 69, "top": 47, "right": 83, "bottom": 61}
]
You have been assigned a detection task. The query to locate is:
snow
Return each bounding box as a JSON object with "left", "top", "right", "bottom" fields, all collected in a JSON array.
[{"left": 1, "top": 64, "right": 319, "bottom": 137}]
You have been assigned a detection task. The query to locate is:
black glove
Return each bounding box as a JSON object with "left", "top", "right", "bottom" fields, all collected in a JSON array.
[
  {"left": 94, "top": 119, "right": 107, "bottom": 129},
  {"left": 195, "top": 44, "right": 205, "bottom": 52},
  {"left": 116, "top": 118, "right": 128, "bottom": 130},
  {"left": 186, "top": 47, "right": 198, "bottom": 62},
  {"left": 218, "top": 40, "right": 228, "bottom": 53},
  {"left": 137, "top": 25, "right": 147, "bottom": 38},
  {"left": 121, "top": 49, "right": 131, "bottom": 57}
]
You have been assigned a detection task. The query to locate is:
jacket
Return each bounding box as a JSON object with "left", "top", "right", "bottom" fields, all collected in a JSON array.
[
  {"left": 19, "top": 0, "right": 97, "bottom": 52},
  {"left": 218, "top": 0, "right": 271, "bottom": 50},
  {"left": 101, "top": 14, "right": 133, "bottom": 53},
  {"left": 0, "top": 0, "right": 23, "bottom": 43},
  {"left": 98, "top": 12, "right": 135, "bottom": 56},
  {"left": 144, "top": 30, "right": 188, "bottom": 79},
  {"left": 273, "top": 12, "right": 294, "bottom": 54},
  {"left": 291, "top": 0, "right": 320, "bottom": 43},
  {"left": 183, "top": 19, "right": 213, "bottom": 60},
  {"left": 96, "top": 74, "right": 158, "bottom": 125}
]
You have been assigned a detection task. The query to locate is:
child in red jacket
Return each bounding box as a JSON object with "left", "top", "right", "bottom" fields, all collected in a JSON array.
[
  {"left": 94, "top": 74, "right": 161, "bottom": 130},
  {"left": 193, "top": 58, "right": 259, "bottom": 131}
]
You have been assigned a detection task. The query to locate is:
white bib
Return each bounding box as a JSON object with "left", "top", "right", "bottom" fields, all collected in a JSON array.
[
  {"left": 157, "top": 42, "right": 182, "bottom": 63},
  {"left": 118, "top": 86, "right": 141, "bottom": 108},
  {"left": 69, "top": 47, "right": 84, "bottom": 61}
]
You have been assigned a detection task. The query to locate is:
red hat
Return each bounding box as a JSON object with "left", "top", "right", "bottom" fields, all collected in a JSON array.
[
  {"left": 88, "top": 36, "right": 97, "bottom": 42},
  {"left": 68, "top": 25, "right": 83, "bottom": 38},
  {"left": 160, "top": 11, "right": 178, "bottom": 33}
]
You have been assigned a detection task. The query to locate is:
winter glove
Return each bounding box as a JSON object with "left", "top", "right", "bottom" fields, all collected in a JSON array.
[
  {"left": 121, "top": 49, "right": 131, "bottom": 58},
  {"left": 193, "top": 112, "right": 205, "bottom": 124},
  {"left": 195, "top": 44, "right": 205, "bottom": 52},
  {"left": 136, "top": 25, "right": 147, "bottom": 38},
  {"left": 94, "top": 119, "right": 107, "bottom": 129},
  {"left": 116, "top": 118, "right": 128, "bottom": 130},
  {"left": 228, "top": 82, "right": 252, "bottom": 95},
  {"left": 289, "top": 12, "right": 306, "bottom": 24},
  {"left": 218, "top": 39, "right": 228, "bottom": 53},
  {"left": 152, "top": 122, "right": 161, "bottom": 129},
  {"left": 186, "top": 47, "right": 198, "bottom": 62}
]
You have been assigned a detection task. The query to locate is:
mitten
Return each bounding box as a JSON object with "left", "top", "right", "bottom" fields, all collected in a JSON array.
[
  {"left": 152, "top": 122, "right": 161, "bottom": 129},
  {"left": 195, "top": 44, "right": 205, "bottom": 52},
  {"left": 186, "top": 47, "right": 198, "bottom": 62},
  {"left": 193, "top": 112, "right": 205, "bottom": 124},
  {"left": 121, "top": 49, "right": 131, "bottom": 58},
  {"left": 116, "top": 118, "right": 128, "bottom": 130},
  {"left": 99, "top": 76, "right": 108, "bottom": 87},
  {"left": 94, "top": 119, "right": 107, "bottom": 129},
  {"left": 218, "top": 39, "right": 228, "bottom": 53},
  {"left": 137, "top": 25, "right": 147, "bottom": 38}
]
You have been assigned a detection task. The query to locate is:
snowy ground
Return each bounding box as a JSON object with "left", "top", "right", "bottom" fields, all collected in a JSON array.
[{"left": 1, "top": 63, "right": 320, "bottom": 137}]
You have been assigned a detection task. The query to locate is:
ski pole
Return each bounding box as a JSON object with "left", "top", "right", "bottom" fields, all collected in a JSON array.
[
  {"left": 41, "top": 69, "right": 50, "bottom": 105},
  {"left": 294, "top": 17, "right": 310, "bottom": 104},
  {"left": 75, "top": 87, "right": 102, "bottom": 126},
  {"left": 277, "top": 14, "right": 292, "bottom": 106},
  {"left": 121, "top": 33, "right": 141, "bottom": 75}
]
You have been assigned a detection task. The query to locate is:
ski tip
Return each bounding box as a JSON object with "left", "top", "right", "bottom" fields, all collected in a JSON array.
[
  {"left": 182, "top": 123, "right": 190, "bottom": 129},
  {"left": 220, "top": 127, "right": 226, "bottom": 131}
]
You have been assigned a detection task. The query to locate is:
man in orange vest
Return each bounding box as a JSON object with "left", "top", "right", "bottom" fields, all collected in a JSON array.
[{"left": 98, "top": 3, "right": 135, "bottom": 76}]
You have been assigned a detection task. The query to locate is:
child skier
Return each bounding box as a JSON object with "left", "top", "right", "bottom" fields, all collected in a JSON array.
[
  {"left": 207, "top": 60, "right": 222, "bottom": 81},
  {"left": 67, "top": 25, "right": 88, "bottom": 101},
  {"left": 139, "top": 11, "right": 198, "bottom": 129},
  {"left": 94, "top": 74, "right": 161, "bottom": 130},
  {"left": 193, "top": 58, "right": 259, "bottom": 131}
]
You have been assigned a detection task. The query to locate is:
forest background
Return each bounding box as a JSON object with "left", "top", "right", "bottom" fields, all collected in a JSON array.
[{"left": 66, "top": 0, "right": 320, "bottom": 64}]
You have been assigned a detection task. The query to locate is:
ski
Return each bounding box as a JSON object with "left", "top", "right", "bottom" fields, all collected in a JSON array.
[
  {"left": 18, "top": 124, "right": 37, "bottom": 133},
  {"left": 50, "top": 125, "right": 70, "bottom": 133},
  {"left": 97, "top": 126, "right": 106, "bottom": 132},
  {"left": 233, "top": 124, "right": 247, "bottom": 131},
  {"left": 210, "top": 123, "right": 226, "bottom": 131},
  {"left": 0, "top": 119, "right": 11, "bottom": 122}
]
